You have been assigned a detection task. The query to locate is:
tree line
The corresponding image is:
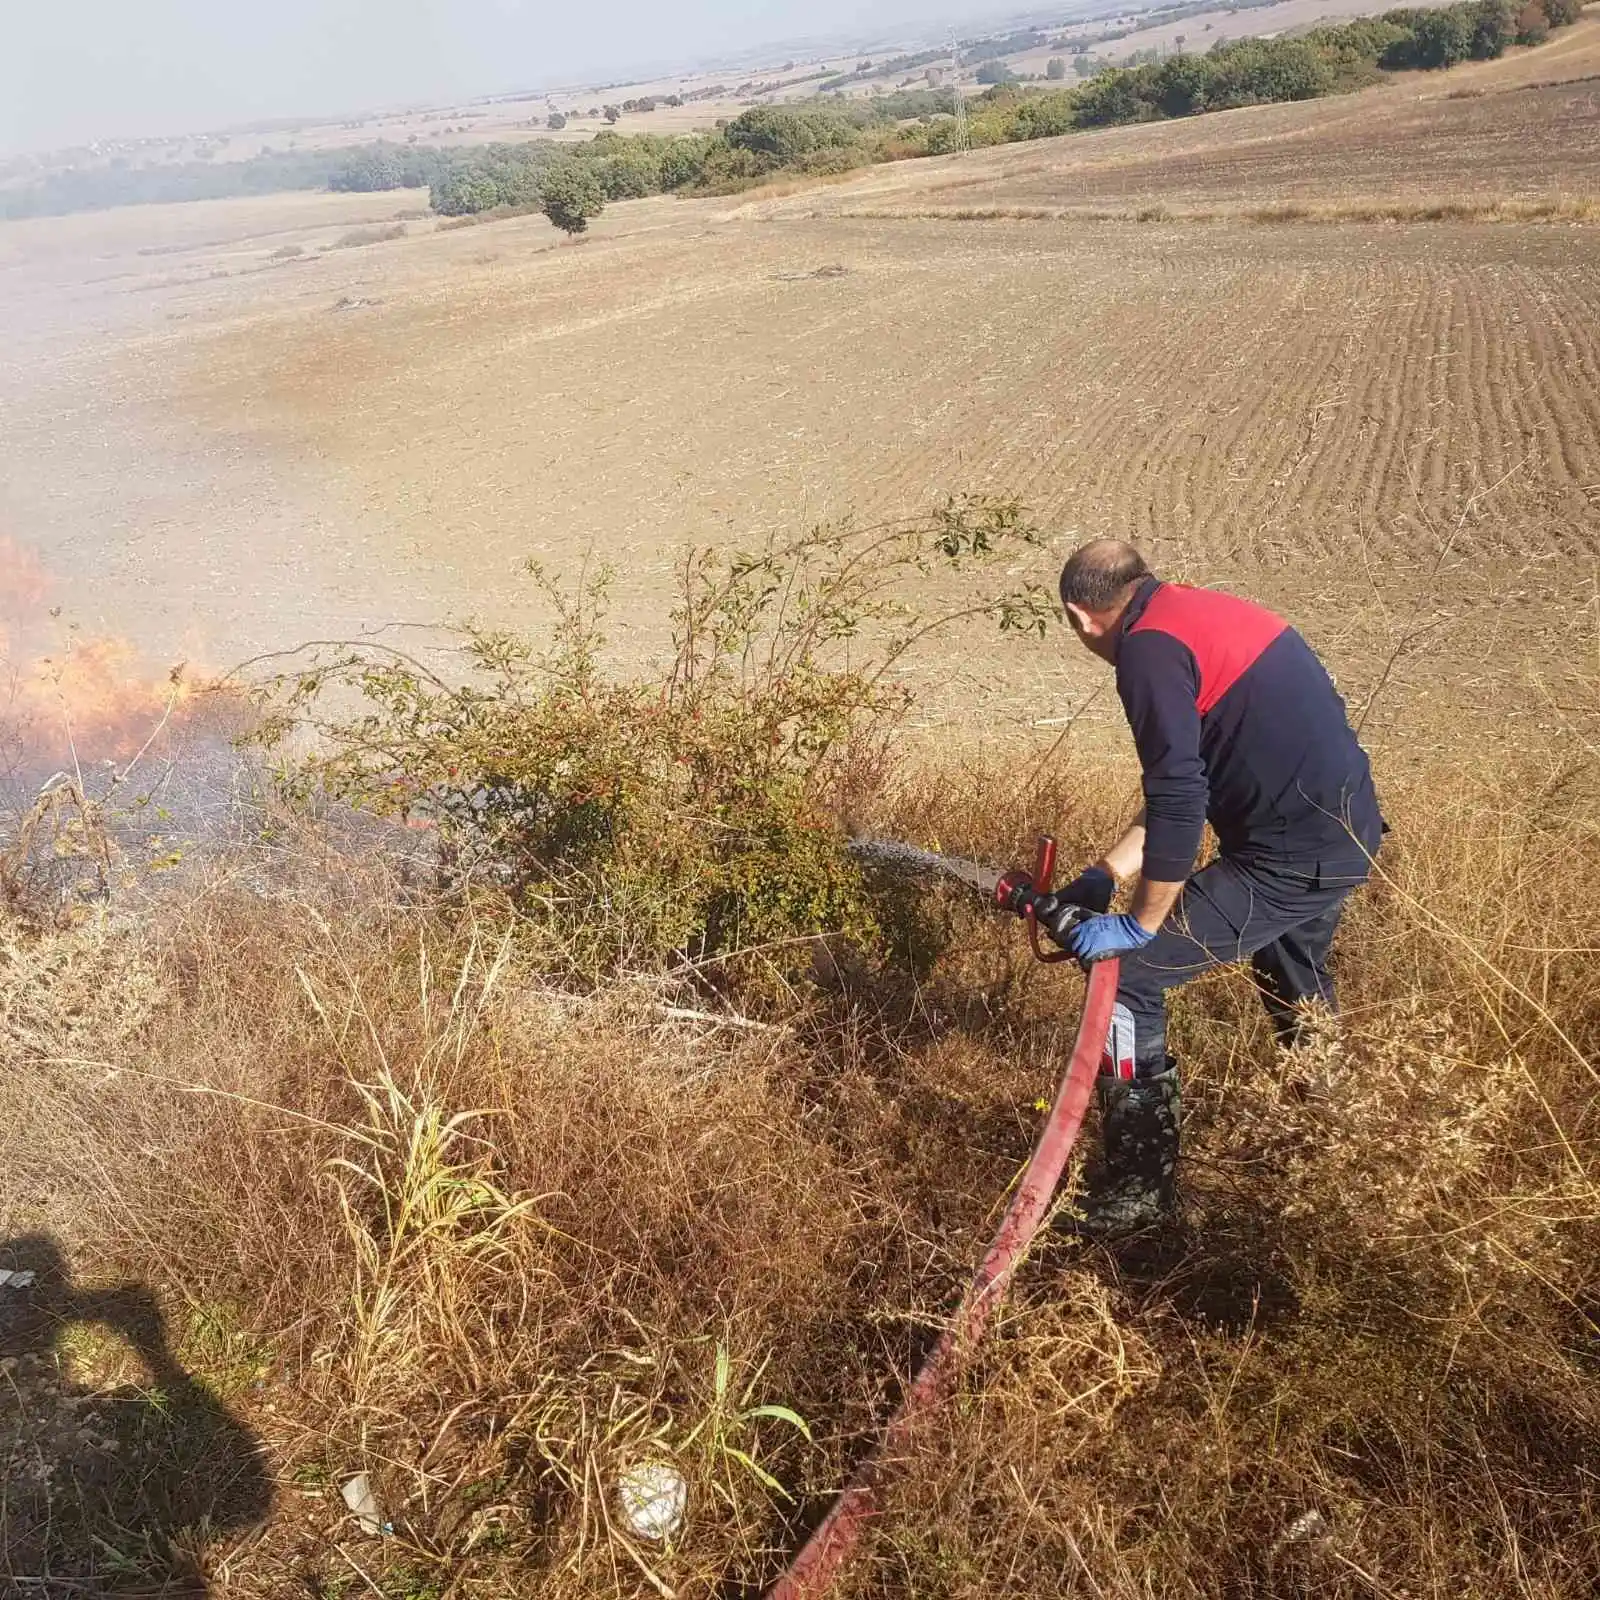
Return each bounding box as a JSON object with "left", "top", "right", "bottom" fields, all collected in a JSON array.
[
  {"left": 1054, "top": 0, "right": 1584, "bottom": 130},
  {"left": 404, "top": 0, "right": 1584, "bottom": 234},
  {"left": 416, "top": 90, "right": 958, "bottom": 232},
  {"left": 0, "top": 142, "right": 425, "bottom": 220},
  {"left": 1, "top": 0, "right": 1582, "bottom": 225}
]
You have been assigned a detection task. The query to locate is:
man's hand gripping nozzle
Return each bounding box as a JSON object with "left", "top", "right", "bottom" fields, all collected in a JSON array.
[{"left": 994, "top": 834, "right": 1098, "bottom": 963}]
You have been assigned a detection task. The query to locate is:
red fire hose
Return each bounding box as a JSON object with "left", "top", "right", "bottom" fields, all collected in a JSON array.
[{"left": 767, "top": 835, "right": 1118, "bottom": 1600}]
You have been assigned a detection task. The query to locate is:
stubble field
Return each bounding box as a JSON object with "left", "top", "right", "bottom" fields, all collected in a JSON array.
[{"left": 128, "top": 24, "right": 1597, "bottom": 759}]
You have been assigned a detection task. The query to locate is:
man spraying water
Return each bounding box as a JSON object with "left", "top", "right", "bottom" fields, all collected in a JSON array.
[
  {"left": 775, "top": 543, "right": 1384, "bottom": 1596},
  {"left": 1034, "top": 540, "right": 1383, "bottom": 1238}
]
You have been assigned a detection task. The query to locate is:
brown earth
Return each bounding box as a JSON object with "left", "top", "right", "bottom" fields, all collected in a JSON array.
[{"left": 3, "top": 27, "right": 1598, "bottom": 762}]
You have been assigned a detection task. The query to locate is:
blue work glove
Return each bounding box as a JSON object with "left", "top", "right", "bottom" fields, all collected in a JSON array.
[{"left": 1065, "top": 912, "right": 1157, "bottom": 966}]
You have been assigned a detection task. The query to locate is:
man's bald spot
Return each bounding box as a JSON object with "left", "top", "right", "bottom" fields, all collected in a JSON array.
[{"left": 1059, "top": 540, "right": 1152, "bottom": 614}]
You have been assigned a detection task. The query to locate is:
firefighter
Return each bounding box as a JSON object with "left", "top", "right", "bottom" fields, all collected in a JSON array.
[{"left": 1034, "top": 539, "right": 1383, "bottom": 1237}]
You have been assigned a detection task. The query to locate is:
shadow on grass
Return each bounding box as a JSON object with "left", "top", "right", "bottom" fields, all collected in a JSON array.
[{"left": 0, "top": 1233, "right": 272, "bottom": 1596}]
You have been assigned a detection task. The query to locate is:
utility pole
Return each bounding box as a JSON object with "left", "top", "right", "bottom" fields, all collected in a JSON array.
[{"left": 948, "top": 35, "right": 971, "bottom": 154}]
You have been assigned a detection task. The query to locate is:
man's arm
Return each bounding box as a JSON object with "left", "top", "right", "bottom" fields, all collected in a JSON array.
[
  {"left": 1089, "top": 811, "right": 1183, "bottom": 934},
  {"left": 1094, "top": 808, "right": 1146, "bottom": 884},
  {"left": 1130, "top": 873, "right": 1185, "bottom": 935}
]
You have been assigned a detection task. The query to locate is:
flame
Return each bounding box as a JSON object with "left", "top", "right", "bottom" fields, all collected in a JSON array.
[
  {"left": 20, "top": 640, "right": 199, "bottom": 766},
  {"left": 1, "top": 536, "right": 218, "bottom": 779}
]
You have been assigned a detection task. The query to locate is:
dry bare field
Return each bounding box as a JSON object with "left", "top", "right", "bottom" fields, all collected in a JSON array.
[
  {"left": 3, "top": 28, "right": 1597, "bottom": 756},
  {"left": 147, "top": 28, "right": 1597, "bottom": 748}
]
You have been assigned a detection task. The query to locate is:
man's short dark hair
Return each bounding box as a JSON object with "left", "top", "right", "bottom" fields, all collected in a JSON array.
[{"left": 1059, "top": 539, "right": 1152, "bottom": 613}]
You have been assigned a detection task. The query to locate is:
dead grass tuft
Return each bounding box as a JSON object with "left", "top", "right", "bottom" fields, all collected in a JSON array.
[
  {"left": 3, "top": 734, "right": 1596, "bottom": 1595},
  {"left": 842, "top": 194, "right": 1600, "bottom": 227},
  {"left": 329, "top": 221, "right": 409, "bottom": 250}
]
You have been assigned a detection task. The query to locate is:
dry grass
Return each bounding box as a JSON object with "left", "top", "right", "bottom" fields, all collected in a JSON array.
[
  {"left": 839, "top": 194, "right": 1600, "bottom": 225},
  {"left": 330, "top": 221, "right": 409, "bottom": 250},
  {"left": 2, "top": 731, "right": 1596, "bottom": 1597}
]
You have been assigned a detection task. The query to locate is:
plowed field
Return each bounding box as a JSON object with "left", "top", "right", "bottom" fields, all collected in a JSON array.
[{"left": 7, "top": 26, "right": 1600, "bottom": 753}]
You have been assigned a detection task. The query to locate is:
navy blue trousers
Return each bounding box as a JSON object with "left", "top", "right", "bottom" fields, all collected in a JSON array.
[{"left": 1101, "top": 852, "right": 1374, "bottom": 1082}]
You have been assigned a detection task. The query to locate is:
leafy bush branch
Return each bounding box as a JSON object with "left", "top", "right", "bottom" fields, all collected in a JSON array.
[{"left": 256, "top": 498, "right": 1053, "bottom": 992}]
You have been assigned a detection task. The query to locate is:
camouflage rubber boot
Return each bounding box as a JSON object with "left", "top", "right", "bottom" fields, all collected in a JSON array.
[{"left": 1069, "top": 1067, "right": 1181, "bottom": 1240}]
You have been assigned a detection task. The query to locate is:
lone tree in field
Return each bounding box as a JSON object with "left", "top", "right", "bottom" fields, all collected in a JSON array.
[
  {"left": 540, "top": 163, "right": 605, "bottom": 234},
  {"left": 546, "top": 110, "right": 568, "bottom": 130},
  {"left": 1047, "top": 55, "right": 1068, "bottom": 77}
]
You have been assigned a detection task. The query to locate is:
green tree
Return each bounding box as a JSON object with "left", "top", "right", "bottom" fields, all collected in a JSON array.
[
  {"left": 1206, "top": 37, "right": 1331, "bottom": 104},
  {"left": 329, "top": 147, "right": 405, "bottom": 192},
  {"left": 1154, "top": 53, "right": 1213, "bottom": 115},
  {"left": 540, "top": 163, "right": 606, "bottom": 233},
  {"left": 547, "top": 111, "right": 568, "bottom": 130},
  {"left": 1406, "top": 5, "right": 1477, "bottom": 65},
  {"left": 591, "top": 147, "right": 659, "bottom": 199},
  {"left": 1010, "top": 90, "right": 1080, "bottom": 139},
  {"left": 432, "top": 170, "right": 501, "bottom": 215},
  {"left": 1072, "top": 64, "right": 1159, "bottom": 124},
  {"left": 658, "top": 135, "right": 717, "bottom": 190},
  {"left": 1469, "top": 0, "right": 1516, "bottom": 56},
  {"left": 1046, "top": 55, "right": 1068, "bottom": 78},
  {"left": 724, "top": 105, "right": 858, "bottom": 162},
  {"left": 975, "top": 60, "right": 1020, "bottom": 84}
]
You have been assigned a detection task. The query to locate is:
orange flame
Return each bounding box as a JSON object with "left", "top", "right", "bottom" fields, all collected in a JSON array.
[{"left": 1, "top": 536, "right": 216, "bottom": 773}]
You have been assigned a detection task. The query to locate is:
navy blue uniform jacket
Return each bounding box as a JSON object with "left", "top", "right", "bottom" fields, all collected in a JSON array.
[{"left": 1115, "top": 577, "right": 1382, "bottom": 881}]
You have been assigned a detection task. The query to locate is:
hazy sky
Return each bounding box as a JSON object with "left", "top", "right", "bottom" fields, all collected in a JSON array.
[{"left": 2, "top": 0, "right": 1028, "bottom": 153}]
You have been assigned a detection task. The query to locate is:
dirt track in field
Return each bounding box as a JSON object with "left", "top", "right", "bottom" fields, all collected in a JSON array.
[{"left": 4, "top": 28, "right": 1599, "bottom": 757}]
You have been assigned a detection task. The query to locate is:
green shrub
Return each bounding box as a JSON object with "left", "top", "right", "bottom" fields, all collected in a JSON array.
[
  {"left": 1006, "top": 90, "right": 1081, "bottom": 139},
  {"left": 657, "top": 134, "right": 718, "bottom": 190},
  {"left": 1153, "top": 54, "right": 1213, "bottom": 116},
  {"left": 1307, "top": 16, "right": 1415, "bottom": 83},
  {"left": 1072, "top": 66, "right": 1164, "bottom": 127},
  {"left": 1406, "top": 5, "right": 1480, "bottom": 65},
  {"left": 1206, "top": 37, "right": 1332, "bottom": 106},
  {"left": 432, "top": 171, "right": 502, "bottom": 216},
  {"left": 687, "top": 141, "right": 769, "bottom": 193},
  {"left": 918, "top": 118, "right": 972, "bottom": 155},
  {"left": 329, "top": 148, "right": 407, "bottom": 192},
  {"left": 258, "top": 501, "right": 1053, "bottom": 995}
]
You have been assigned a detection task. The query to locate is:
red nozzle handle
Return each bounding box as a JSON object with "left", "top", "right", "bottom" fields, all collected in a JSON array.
[
  {"left": 1025, "top": 834, "right": 1074, "bottom": 965},
  {"left": 1032, "top": 834, "right": 1057, "bottom": 894}
]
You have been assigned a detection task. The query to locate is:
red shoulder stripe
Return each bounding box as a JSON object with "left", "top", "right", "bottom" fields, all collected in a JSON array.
[{"left": 1128, "top": 584, "right": 1287, "bottom": 715}]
